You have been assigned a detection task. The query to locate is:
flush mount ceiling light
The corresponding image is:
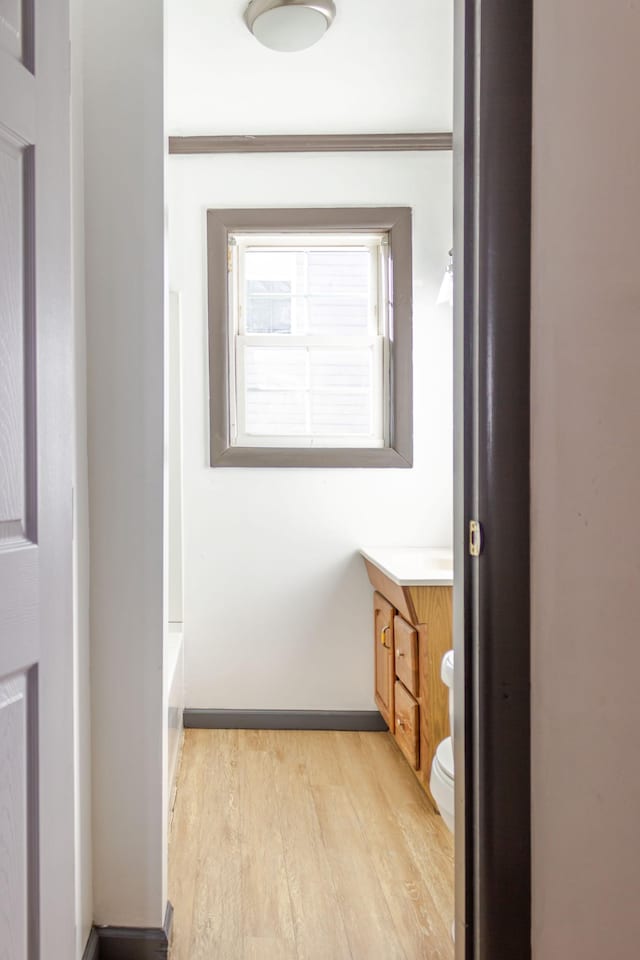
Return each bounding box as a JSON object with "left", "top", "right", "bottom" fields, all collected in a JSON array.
[{"left": 245, "top": 0, "right": 337, "bottom": 53}]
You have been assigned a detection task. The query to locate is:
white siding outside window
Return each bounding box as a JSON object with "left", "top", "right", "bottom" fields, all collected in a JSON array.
[{"left": 228, "top": 232, "right": 391, "bottom": 449}]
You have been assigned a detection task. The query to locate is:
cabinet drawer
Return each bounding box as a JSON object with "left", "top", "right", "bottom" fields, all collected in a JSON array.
[
  {"left": 394, "top": 615, "right": 418, "bottom": 696},
  {"left": 394, "top": 681, "right": 419, "bottom": 770}
]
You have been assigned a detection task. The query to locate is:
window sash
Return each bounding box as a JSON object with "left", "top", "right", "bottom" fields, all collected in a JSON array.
[
  {"left": 232, "top": 337, "right": 387, "bottom": 448},
  {"left": 231, "top": 233, "right": 387, "bottom": 339},
  {"left": 227, "top": 233, "right": 391, "bottom": 449}
]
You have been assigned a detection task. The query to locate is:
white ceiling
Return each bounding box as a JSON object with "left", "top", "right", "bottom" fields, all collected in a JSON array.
[{"left": 167, "top": 0, "right": 453, "bottom": 135}]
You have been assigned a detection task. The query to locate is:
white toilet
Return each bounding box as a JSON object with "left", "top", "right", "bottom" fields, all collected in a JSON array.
[{"left": 430, "top": 649, "right": 455, "bottom": 833}]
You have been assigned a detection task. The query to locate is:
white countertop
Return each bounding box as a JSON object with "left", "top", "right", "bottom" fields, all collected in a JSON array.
[{"left": 360, "top": 546, "right": 454, "bottom": 586}]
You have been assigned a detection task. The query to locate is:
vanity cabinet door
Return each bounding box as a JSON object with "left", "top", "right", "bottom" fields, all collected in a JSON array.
[
  {"left": 374, "top": 592, "right": 395, "bottom": 731},
  {"left": 394, "top": 681, "right": 420, "bottom": 769}
]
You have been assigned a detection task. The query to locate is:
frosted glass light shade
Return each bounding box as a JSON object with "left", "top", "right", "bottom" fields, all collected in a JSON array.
[
  {"left": 246, "top": 0, "right": 336, "bottom": 52},
  {"left": 437, "top": 250, "right": 454, "bottom": 306}
]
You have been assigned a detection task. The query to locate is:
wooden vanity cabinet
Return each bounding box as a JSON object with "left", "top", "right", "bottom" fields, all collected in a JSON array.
[
  {"left": 373, "top": 592, "right": 395, "bottom": 732},
  {"left": 365, "top": 558, "right": 452, "bottom": 809}
]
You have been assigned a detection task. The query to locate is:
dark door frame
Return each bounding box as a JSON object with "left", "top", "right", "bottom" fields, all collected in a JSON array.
[{"left": 453, "top": 1, "right": 532, "bottom": 958}]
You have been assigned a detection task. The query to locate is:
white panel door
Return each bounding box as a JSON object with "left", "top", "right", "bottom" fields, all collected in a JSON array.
[{"left": 0, "top": 1, "right": 74, "bottom": 958}]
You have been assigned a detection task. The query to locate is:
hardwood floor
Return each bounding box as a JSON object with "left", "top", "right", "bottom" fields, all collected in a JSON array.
[{"left": 169, "top": 729, "right": 454, "bottom": 960}]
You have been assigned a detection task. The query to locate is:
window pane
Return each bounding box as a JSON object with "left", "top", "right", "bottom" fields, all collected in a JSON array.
[
  {"left": 245, "top": 250, "right": 297, "bottom": 333},
  {"left": 307, "top": 249, "right": 371, "bottom": 335},
  {"left": 245, "top": 249, "right": 297, "bottom": 283},
  {"left": 310, "top": 348, "right": 374, "bottom": 436},
  {"left": 307, "top": 250, "right": 370, "bottom": 296},
  {"left": 308, "top": 297, "right": 369, "bottom": 336},
  {"left": 241, "top": 345, "right": 379, "bottom": 440},
  {"left": 245, "top": 346, "right": 307, "bottom": 390},
  {"left": 247, "top": 278, "right": 291, "bottom": 295},
  {"left": 245, "top": 390, "right": 307, "bottom": 436},
  {"left": 243, "top": 246, "right": 374, "bottom": 335},
  {"left": 310, "top": 348, "right": 372, "bottom": 392},
  {"left": 310, "top": 391, "right": 372, "bottom": 436},
  {"left": 244, "top": 346, "right": 307, "bottom": 436},
  {"left": 246, "top": 293, "right": 292, "bottom": 334}
]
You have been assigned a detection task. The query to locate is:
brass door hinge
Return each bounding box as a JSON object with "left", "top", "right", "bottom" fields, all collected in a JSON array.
[{"left": 469, "top": 520, "right": 483, "bottom": 557}]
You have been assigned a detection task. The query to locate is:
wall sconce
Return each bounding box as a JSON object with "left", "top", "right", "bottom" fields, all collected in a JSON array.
[
  {"left": 245, "top": 0, "right": 337, "bottom": 52},
  {"left": 437, "top": 249, "right": 453, "bottom": 305}
]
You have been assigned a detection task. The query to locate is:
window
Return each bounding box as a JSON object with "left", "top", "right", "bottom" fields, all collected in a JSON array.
[
  {"left": 231, "top": 232, "right": 388, "bottom": 448},
  {"left": 207, "top": 208, "right": 413, "bottom": 467}
]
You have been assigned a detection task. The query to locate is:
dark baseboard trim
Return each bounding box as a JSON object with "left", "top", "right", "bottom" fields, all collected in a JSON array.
[
  {"left": 184, "top": 708, "right": 388, "bottom": 732},
  {"left": 90, "top": 902, "right": 173, "bottom": 960},
  {"left": 82, "top": 927, "right": 99, "bottom": 960}
]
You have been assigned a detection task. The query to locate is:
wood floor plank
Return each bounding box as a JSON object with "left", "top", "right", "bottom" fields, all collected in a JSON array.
[
  {"left": 360, "top": 733, "right": 455, "bottom": 929},
  {"left": 168, "top": 729, "right": 210, "bottom": 960},
  {"left": 392, "top": 800, "right": 456, "bottom": 933},
  {"left": 335, "top": 732, "right": 453, "bottom": 958},
  {"left": 270, "top": 731, "right": 352, "bottom": 960},
  {"left": 243, "top": 936, "right": 299, "bottom": 959},
  {"left": 362, "top": 729, "right": 430, "bottom": 806},
  {"left": 237, "top": 731, "right": 297, "bottom": 947},
  {"left": 294, "top": 730, "right": 345, "bottom": 787},
  {"left": 189, "top": 729, "right": 243, "bottom": 956},
  {"left": 311, "top": 782, "right": 408, "bottom": 960},
  {"left": 242, "top": 728, "right": 273, "bottom": 752}
]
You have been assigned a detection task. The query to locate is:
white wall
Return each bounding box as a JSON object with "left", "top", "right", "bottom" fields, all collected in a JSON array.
[
  {"left": 168, "top": 293, "right": 184, "bottom": 625},
  {"left": 168, "top": 151, "right": 453, "bottom": 710},
  {"left": 70, "top": 0, "right": 93, "bottom": 951},
  {"left": 84, "top": 0, "right": 167, "bottom": 927},
  {"left": 531, "top": 1, "right": 640, "bottom": 956},
  {"left": 167, "top": 294, "right": 185, "bottom": 813}
]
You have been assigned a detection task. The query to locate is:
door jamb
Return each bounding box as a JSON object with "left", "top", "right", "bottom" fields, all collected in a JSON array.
[{"left": 454, "top": 1, "right": 533, "bottom": 957}]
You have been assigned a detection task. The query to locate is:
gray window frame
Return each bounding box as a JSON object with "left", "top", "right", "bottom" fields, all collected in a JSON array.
[{"left": 207, "top": 207, "right": 413, "bottom": 468}]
